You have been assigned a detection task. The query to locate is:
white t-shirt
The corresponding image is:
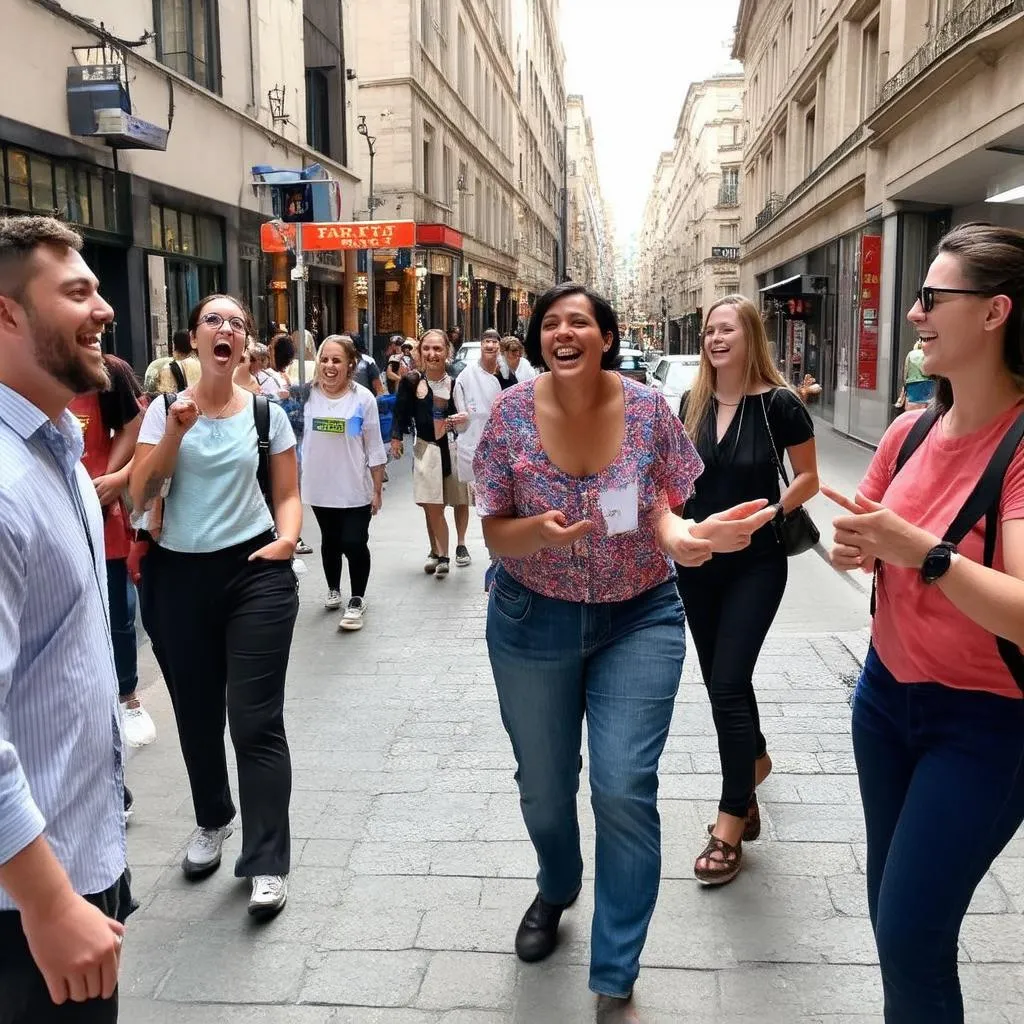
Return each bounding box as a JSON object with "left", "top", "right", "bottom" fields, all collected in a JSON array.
[
  {"left": 138, "top": 396, "right": 295, "bottom": 553},
  {"left": 257, "top": 368, "right": 286, "bottom": 397},
  {"left": 453, "top": 362, "right": 502, "bottom": 484},
  {"left": 499, "top": 356, "right": 536, "bottom": 382},
  {"left": 300, "top": 383, "right": 388, "bottom": 508}
]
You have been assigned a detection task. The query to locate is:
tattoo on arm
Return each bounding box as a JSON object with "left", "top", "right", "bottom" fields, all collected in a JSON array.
[{"left": 141, "top": 475, "right": 169, "bottom": 507}]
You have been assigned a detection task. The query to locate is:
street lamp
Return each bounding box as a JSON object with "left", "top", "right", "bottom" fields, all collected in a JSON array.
[
  {"left": 660, "top": 295, "right": 668, "bottom": 352},
  {"left": 357, "top": 115, "right": 385, "bottom": 353}
]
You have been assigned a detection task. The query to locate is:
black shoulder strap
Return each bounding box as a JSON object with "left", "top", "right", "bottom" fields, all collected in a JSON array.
[
  {"left": 253, "top": 394, "right": 273, "bottom": 513},
  {"left": 895, "top": 406, "right": 942, "bottom": 474},
  {"left": 163, "top": 392, "right": 176, "bottom": 411},
  {"left": 169, "top": 360, "right": 187, "bottom": 391}
]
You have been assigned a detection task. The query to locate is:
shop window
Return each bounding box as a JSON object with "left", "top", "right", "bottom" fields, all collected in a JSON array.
[
  {"left": 88, "top": 175, "right": 106, "bottom": 232},
  {"left": 179, "top": 212, "right": 196, "bottom": 255},
  {"left": 7, "top": 150, "right": 30, "bottom": 211},
  {"left": 154, "top": 0, "right": 222, "bottom": 94},
  {"left": 150, "top": 205, "right": 163, "bottom": 249},
  {"left": 197, "top": 214, "right": 223, "bottom": 261},
  {"left": 30, "top": 154, "right": 54, "bottom": 212},
  {"left": 72, "top": 169, "right": 91, "bottom": 226},
  {"left": 163, "top": 208, "right": 180, "bottom": 252}
]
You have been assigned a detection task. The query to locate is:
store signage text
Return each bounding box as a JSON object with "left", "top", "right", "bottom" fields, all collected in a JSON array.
[
  {"left": 711, "top": 246, "right": 740, "bottom": 260},
  {"left": 260, "top": 220, "right": 417, "bottom": 253},
  {"left": 857, "top": 235, "right": 882, "bottom": 391}
]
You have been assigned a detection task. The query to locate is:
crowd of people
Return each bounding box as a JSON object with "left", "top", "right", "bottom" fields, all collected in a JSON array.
[{"left": 1, "top": 211, "right": 1023, "bottom": 1024}]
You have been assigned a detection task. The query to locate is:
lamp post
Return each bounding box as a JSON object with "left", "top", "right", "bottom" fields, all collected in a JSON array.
[
  {"left": 660, "top": 295, "right": 668, "bottom": 352},
  {"left": 357, "top": 115, "right": 384, "bottom": 355}
]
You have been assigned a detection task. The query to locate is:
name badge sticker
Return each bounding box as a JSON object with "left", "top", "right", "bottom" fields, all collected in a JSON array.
[{"left": 598, "top": 481, "right": 639, "bottom": 537}]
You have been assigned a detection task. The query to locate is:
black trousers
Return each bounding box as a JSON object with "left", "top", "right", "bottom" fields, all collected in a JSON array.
[
  {"left": 0, "top": 873, "right": 131, "bottom": 1024},
  {"left": 676, "top": 548, "right": 787, "bottom": 817},
  {"left": 310, "top": 505, "right": 373, "bottom": 597},
  {"left": 142, "top": 533, "right": 298, "bottom": 876}
]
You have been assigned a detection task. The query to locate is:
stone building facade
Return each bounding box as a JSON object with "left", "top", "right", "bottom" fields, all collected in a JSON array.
[
  {"left": 1, "top": 0, "right": 360, "bottom": 370},
  {"left": 736, "top": 0, "right": 1024, "bottom": 445},
  {"left": 565, "top": 94, "right": 615, "bottom": 298},
  {"left": 636, "top": 70, "right": 745, "bottom": 354}
]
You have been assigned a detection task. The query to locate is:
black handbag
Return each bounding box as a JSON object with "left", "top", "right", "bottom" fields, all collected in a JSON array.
[{"left": 759, "top": 392, "right": 820, "bottom": 556}]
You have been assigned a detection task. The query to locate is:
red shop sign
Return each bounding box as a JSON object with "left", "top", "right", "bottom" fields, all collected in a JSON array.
[
  {"left": 857, "top": 235, "right": 882, "bottom": 390},
  {"left": 260, "top": 220, "right": 417, "bottom": 253}
]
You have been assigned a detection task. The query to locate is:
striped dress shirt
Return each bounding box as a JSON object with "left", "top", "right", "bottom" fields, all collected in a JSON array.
[{"left": 0, "top": 383, "right": 126, "bottom": 911}]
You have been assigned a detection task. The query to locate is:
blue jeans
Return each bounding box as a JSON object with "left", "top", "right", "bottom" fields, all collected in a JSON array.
[
  {"left": 106, "top": 558, "right": 138, "bottom": 699},
  {"left": 486, "top": 568, "right": 685, "bottom": 998},
  {"left": 853, "top": 647, "right": 1024, "bottom": 1023}
]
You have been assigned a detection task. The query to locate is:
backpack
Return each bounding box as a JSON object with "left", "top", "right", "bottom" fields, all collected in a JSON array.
[
  {"left": 875, "top": 404, "right": 1024, "bottom": 691},
  {"left": 169, "top": 360, "right": 188, "bottom": 391},
  {"left": 164, "top": 392, "right": 273, "bottom": 512}
]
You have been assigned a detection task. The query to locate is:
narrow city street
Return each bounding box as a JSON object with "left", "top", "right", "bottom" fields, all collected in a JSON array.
[{"left": 117, "top": 430, "right": 1024, "bottom": 1023}]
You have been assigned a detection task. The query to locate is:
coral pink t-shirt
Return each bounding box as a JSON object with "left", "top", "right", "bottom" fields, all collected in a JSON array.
[{"left": 860, "top": 401, "right": 1024, "bottom": 699}]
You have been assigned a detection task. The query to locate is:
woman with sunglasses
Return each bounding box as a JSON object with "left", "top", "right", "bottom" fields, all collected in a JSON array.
[
  {"left": 131, "top": 294, "right": 301, "bottom": 921},
  {"left": 825, "top": 223, "right": 1024, "bottom": 1023}
]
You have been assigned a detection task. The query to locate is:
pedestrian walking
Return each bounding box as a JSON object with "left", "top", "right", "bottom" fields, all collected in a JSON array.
[
  {"left": 472, "top": 282, "right": 774, "bottom": 1022},
  {"left": 900, "top": 338, "right": 934, "bottom": 410},
  {"left": 0, "top": 215, "right": 129, "bottom": 1022},
  {"left": 498, "top": 334, "right": 536, "bottom": 382},
  {"left": 148, "top": 329, "right": 201, "bottom": 395},
  {"left": 676, "top": 295, "right": 819, "bottom": 885},
  {"left": 390, "top": 329, "right": 472, "bottom": 578},
  {"left": 68, "top": 353, "right": 157, "bottom": 751},
  {"left": 825, "top": 221, "right": 1024, "bottom": 1023},
  {"left": 290, "top": 335, "right": 387, "bottom": 629},
  {"left": 130, "top": 292, "right": 301, "bottom": 921}
]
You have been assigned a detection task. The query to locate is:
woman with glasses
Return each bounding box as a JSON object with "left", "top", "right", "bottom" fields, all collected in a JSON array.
[
  {"left": 825, "top": 222, "right": 1024, "bottom": 1023},
  {"left": 131, "top": 294, "right": 301, "bottom": 921}
]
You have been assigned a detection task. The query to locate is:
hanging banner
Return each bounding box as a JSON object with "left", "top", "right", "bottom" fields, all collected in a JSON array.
[
  {"left": 260, "top": 220, "right": 417, "bottom": 253},
  {"left": 857, "top": 234, "right": 882, "bottom": 390}
]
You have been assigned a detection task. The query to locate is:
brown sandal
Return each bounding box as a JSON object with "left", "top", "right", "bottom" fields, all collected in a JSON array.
[
  {"left": 706, "top": 793, "right": 761, "bottom": 843},
  {"left": 694, "top": 833, "right": 742, "bottom": 886}
]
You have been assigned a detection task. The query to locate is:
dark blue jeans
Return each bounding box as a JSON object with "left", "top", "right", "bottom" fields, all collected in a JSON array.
[
  {"left": 486, "top": 569, "right": 686, "bottom": 998},
  {"left": 852, "top": 646, "right": 1024, "bottom": 1023},
  {"left": 106, "top": 557, "right": 138, "bottom": 699}
]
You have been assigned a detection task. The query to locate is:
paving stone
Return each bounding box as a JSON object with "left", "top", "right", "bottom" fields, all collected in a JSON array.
[
  {"left": 415, "top": 951, "right": 516, "bottom": 1010},
  {"left": 299, "top": 950, "right": 429, "bottom": 1006}
]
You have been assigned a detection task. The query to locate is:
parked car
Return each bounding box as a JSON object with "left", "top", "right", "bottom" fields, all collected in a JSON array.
[
  {"left": 650, "top": 355, "right": 702, "bottom": 414},
  {"left": 450, "top": 341, "right": 481, "bottom": 378},
  {"left": 616, "top": 348, "right": 649, "bottom": 384}
]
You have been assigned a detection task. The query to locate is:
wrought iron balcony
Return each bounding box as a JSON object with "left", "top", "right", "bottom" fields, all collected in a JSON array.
[
  {"left": 717, "top": 184, "right": 740, "bottom": 207},
  {"left": 879, "top": 0, "right": 1022, "bottom": 106},
  {"left": 754, "top": 193, "right": 784, "bottom": 231}
]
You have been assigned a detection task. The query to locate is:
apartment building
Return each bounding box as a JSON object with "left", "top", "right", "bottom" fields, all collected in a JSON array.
[
  {"left": 736, "top": 0, "right": 1024, "bottom": 445},
  {"left": 565, "top": 94, "right": 615, "bottom": 297},
  {"left": 1, "top": 0, "right": 360, "bottom": 369},
  {"left": 636, "top": 69, "right": 744, "bottom": 354},
  {"left": 512, "top": 0, "right": 566, "bottom": 332}
]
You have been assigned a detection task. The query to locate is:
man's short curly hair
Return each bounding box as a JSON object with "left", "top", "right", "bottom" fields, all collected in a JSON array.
[{"left": 0, "top": 215, "right": 83, "bottom": 302}]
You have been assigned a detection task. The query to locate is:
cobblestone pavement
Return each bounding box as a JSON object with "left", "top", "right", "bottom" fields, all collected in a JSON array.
[{"left": 118, "top": 435, "right": 1024, "bottom": 1023}]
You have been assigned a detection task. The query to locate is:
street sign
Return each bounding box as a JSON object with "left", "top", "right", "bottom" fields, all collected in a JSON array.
[
  {"left": 711, "top": 246, "right": 740, "bottom": 260},
  {"left": 260, "top": 220, "right": 417, "bottom": 253}
]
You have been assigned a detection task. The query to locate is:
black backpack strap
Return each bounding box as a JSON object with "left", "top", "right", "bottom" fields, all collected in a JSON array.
[
  {"left": 163, "top": 392, "right": 176, "bottom": 411},
  {"left": 169, "top": 360, "right": 187, "bottom": 391},
  {"left": 871, "top": 407, "right": 942, "bottom": 615},
  {"left": 253, "top": 394, "right": 273, "bottom": 514}
]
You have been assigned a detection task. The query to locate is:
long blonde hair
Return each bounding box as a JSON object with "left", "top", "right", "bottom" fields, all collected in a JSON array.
[{"left": 683, "top": 294, "right": 790, "bottom": 439}]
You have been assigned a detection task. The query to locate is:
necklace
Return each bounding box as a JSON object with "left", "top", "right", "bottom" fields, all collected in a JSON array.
[
  {"left": 714, "top": 394, "right": 743, "bottom": 407},
  {"left": 195, "top": 389, "right": 238, "bottom": 420}
]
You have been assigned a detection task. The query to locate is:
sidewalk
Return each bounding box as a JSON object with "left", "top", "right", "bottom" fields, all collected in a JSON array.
[{"left": 117, "top": 447, "right": 1023, "bottom": 1023}]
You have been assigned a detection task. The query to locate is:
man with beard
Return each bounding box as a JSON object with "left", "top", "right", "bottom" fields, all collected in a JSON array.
[{"left": 0, "top": 216, "right": 129, "bottom": 1022}]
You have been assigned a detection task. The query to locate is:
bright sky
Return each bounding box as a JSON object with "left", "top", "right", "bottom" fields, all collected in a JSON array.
[{"left": 560, "top": 0, "right": 742, "bottom": 252}]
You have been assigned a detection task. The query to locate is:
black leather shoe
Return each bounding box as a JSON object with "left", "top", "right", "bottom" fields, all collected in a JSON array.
[{"left": 514, "top": 887, "right": 581, "bottom": 963}]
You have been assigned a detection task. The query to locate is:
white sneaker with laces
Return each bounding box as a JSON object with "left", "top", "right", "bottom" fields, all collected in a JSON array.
[
  {"left": 249, "top": 874, "right": 288, "bottom": 919},
  {"left": 339, "top": 596, "right": 366, "bottom": 631},
  {"left": 182, "top": 824, "right": 233, "bottom": 879},
  {"left": 325, "top": 589, "right": 343, "bottom": 610},
  {"left": 121, "top": 701, "right": 156, "bottom": 748}
]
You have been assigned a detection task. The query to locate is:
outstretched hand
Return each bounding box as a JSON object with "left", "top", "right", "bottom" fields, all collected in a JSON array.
[
  {"left": 692, "top": 499, "right": 777, "bottom": 553},
  {"left": 535, "top": 510, "right": 595, "bottom": 549}
]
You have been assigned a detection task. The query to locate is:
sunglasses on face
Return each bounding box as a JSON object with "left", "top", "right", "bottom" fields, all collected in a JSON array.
[
  {"left": 199, "top": 312, "right": 247, "bottom": 333},
  {"left": 915, "top": 285, "right": 996, "bottom": 313}
]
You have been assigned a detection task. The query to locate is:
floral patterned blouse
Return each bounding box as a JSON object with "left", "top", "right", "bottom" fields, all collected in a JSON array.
[{"left": 473, "top": 376, "right": 704, "bottom": 603}]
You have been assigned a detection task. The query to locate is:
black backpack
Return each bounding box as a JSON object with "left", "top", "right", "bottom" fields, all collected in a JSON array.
[
  {"left": 163, "top": 392, "right": 273, "bottom": 512},
  {"left": 875, "top": 404, "right": 1024, "bottom": 690}
]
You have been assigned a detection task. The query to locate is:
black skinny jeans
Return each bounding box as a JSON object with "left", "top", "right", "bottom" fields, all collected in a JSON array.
[
  {"left": 676, "top": 548, "right": 787, "bottom": 817},
  {"left": 311, "top": 505, "right": 373, "bottom": 596},
  {"left": 141, "top": 532, "right": 298, "bottom": 876},
  {"left": 0, "top": 872, "right": 132, "bottom": 1024}
]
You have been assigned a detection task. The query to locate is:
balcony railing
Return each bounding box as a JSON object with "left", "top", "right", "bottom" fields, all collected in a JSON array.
[
  {"left": 717, "top": 184, "right": 740, "bottom": 207},
  {"left": 879, "top": 0, "right": 1022, "bottom": 105},
  {"left": 754, "top": 193, "right": 784, "bottom": 230}
]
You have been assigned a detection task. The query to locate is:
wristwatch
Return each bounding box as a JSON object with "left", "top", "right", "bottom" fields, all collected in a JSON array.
[
  {"left": 772, "top": 502, "right": 787, "bottom": 524},
  {"left": 920, "top": 542, "right": 958, "bottom": 584}
]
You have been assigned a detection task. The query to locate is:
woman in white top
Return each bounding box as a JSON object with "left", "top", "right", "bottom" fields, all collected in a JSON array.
[
  {"left": 453, "top": 331, "right": 505, "bottom": 487},
  {"left": 292, "top": 335, "right": 388, "bottom": 630},
  {"left": 130, "top": 293, "right": 301, "bottom": 922}
]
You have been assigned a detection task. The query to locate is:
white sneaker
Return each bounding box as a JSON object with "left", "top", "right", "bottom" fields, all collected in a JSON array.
[
  {"left": 339, "top": 597, "right": 366, "bottom": 631},
  {"left": 248, "top": 874, "right": 288, "bottom": 919},
  {"left": 325, "top": 589, "right": 343, "bottom": 610},
  {"left": 121, "top": 701, "right": 156, "bottom": 748},
  {"left": 181, "top": 824, "right": 233, "bottom": 879}
]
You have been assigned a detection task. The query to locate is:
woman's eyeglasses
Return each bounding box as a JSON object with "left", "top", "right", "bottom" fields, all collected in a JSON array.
[
  {"left": 200, "top": 312, "right": 247, "bottom": 333},
  {"left": 916, "top": 285, "right": 996, "bottom": 313}
]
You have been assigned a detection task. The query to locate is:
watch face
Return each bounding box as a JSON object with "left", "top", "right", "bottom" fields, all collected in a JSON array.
[{"left": 922, "top": 544, "right": 954, "bottom": 583}]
